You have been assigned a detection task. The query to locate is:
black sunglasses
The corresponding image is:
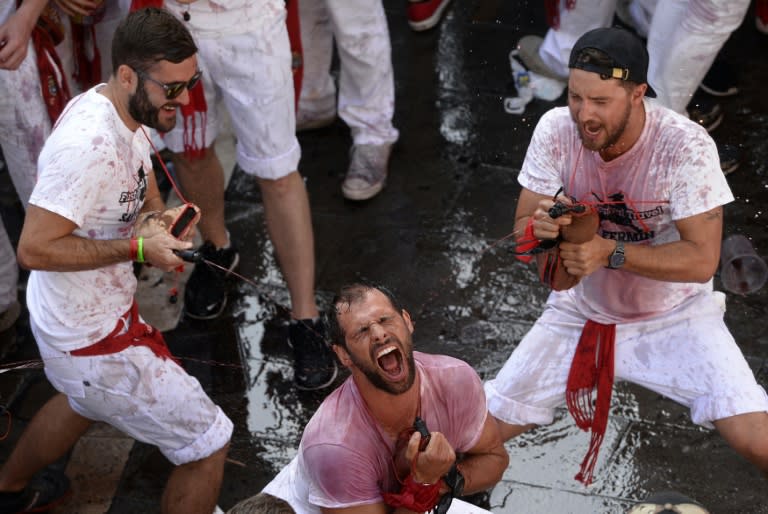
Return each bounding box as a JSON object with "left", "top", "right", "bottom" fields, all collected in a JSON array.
[{"left": 137, "top": 69, "right": 203, "bottom": 100}]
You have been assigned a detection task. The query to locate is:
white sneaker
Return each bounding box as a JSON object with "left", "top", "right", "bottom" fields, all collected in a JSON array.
[{"left": 341, "top": 144, "right": 392, "bottom": 201}]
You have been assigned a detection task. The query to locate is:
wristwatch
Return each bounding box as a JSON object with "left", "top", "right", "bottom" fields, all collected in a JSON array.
[
  {"left": 444, "top": 463, "right": 465, "bottom": 498},
  {"left": 607, "top": 240, "right": 626, "bottom": 269},
  {"left": 436, "top": 463, "right": 465, "bottom": 514}
]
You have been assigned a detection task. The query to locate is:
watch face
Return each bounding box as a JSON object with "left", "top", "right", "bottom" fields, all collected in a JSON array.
[{"left": 609, "top": 243, "right": 625, "bottom": 269}]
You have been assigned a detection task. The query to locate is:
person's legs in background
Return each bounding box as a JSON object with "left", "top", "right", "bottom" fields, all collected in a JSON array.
[
  {"left": 0, "top": 220, "right": 20, "bottom": 359},
  {"left": 297, "top": 0, "right": 338, "bottom": 130},
  {"left": 517, "top": 0, "right": 617, "bottom": 81},
  {"left": 299, "top": 0, "right": 399, "bottom": 201}
]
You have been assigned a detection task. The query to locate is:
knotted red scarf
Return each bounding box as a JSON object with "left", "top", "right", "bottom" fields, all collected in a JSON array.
[
  {"left": 129, "top": 0, "right": 208, "bottom": 159},
  {"left": 566, "top": 319, "right": 615, "bottom": 486},
  {"left": 70, "top": 301, "right": 179, "bottom": 365},
  {"left": 30, "top": 5, "right": 71, "bottom": 124},
  {"left": 545, "top": 0, "right": 577, "bottom": 29},
  {"left": 382, "top": 474, "right": 441, "bottom": 513}
]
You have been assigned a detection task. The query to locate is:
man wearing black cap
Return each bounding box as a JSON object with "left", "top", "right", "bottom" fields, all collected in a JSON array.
[{"left": 485, "top": 27, "right": 768, "bottom": 487}]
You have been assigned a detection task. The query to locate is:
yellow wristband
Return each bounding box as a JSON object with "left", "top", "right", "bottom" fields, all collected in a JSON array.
[{"left": 136, "top": 236, "right": 145, "bottom": 263}]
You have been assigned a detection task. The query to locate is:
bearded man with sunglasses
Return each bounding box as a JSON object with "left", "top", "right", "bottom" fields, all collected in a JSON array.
[
  {"left": 0, "top": 9, "right": 232, "bottom": 514},
  {"left": 237, "top": 282, "right": 508, "bottom": 514}
]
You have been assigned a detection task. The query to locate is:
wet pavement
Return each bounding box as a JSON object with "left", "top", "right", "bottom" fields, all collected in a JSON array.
[{"left": 2, "top": 1, "right": 768, "bottom": 513}]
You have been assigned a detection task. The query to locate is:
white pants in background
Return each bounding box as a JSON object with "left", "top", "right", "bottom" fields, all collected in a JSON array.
[{"left": 298, "top": 0, "right": 399, "bottom": 146}]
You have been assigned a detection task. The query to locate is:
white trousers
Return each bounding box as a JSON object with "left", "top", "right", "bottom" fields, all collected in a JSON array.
[
  {"left": 647, "top": 0, "right": 750, "bottom": 113},
  {"left": 485, "top": 291, "right": 768, "bottom": 430},
  {"left": 298, "top": 0, "right": 399, "bottom": 146},
  {"left": 538, "top": 0, "right": 750, "bottom": 114},
  {"left": 539, "top": 0, "right": 618, "bottom": 80}
]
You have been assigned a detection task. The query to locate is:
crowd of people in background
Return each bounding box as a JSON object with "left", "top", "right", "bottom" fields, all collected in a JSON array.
[{"left": 0, "top": 0, "right": 766, "bottom": 513}]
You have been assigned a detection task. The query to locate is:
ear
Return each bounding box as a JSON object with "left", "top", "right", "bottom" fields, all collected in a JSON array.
[
  {"left": 332, "top": 344, "right": 353, "bottom": 368},
  {"left": 116, "top": 64, "right": 137, "bottom": 93},
  {"left": 633, "top": 83, "right": 647, "bottom": 103},
  {"left": 401, "top": 309, "right": 414, "bottom": 335}
]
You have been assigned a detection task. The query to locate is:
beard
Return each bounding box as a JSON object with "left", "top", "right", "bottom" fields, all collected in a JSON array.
[
  {"left": 576, "top": 99, "right": 632, "bottom": 152},
  {"left": 348, "top": 340, "right": 416, "bottom": 395},
  {"left": 128, "top": 78, "right": 177, "bottom": 133}
]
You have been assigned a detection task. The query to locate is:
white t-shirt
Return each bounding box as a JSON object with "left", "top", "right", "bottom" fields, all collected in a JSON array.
[
  {"left": 519, "top": 99, "right": 734, "bottom": 324},
  {"left": 27, "top": 86, "right": 153, "bottom": 351},
  {"left": 163, "top": 0, "right": 286, "bottom": 38},
  {"left": 263, "top": 352, "right": 488, "bottom": 514}
]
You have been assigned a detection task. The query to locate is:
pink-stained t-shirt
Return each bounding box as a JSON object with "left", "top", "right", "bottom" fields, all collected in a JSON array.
[
  {"left": 27, "top": 87, "right": 152, "bottom": 350},
  {"left": 263, "top": 352, "right": 488, "bottom": 514},
  {"left": 519, "top": 100, "right": 734, "bottom": 323}
]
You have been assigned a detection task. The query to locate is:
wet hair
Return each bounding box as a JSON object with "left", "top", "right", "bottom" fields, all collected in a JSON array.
[
  {"left": 571, "top": 47, "right": 639, "bottom": 94},
  {"left": 227, "top": 494, "right": 295, "bottom": 514},
  {"left": 111, "top": 7, "right": 197, "bottom": 75},
  {"left": 325, "top": 281, "right": 403, "bottom": 348}
]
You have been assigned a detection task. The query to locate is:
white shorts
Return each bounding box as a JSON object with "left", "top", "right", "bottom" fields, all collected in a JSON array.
[
  {"left": 163, "top": 14, "right": 301, "bottom": 180},
  {"left": 33, "top": 320, "right": 233, "bottom": 466},
  {"left": 485, "top": 291, "right": 768, "bottom": 429}
]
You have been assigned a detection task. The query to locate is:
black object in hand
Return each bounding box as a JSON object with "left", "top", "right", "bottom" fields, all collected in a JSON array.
[
  {"left": 413, "top": 416, "right": 431, "bottom": 451},
  {"left": 173, "top": 249, "right": 203, "bottom": 263},
  {"left": 548, "top": 201, "right": 586, "bottom": 219}
]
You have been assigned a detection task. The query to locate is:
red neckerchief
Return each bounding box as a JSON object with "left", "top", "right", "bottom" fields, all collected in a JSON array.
[
  {"left": 129, "top": 1, "right": 208, "bottom": 159},
  {"left": 29, "top": 4, "right": 71, "bottom": 124},
  {"left": 545, "top": 0, "right": 576, "bottom": 29},
  {"left": 566, "top": 319, "right": 615, "bottom": 486}
]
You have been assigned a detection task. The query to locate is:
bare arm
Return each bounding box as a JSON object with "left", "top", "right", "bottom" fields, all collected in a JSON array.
[
  {"left": 452, "top": 413, "right": 509, "bottom": 495},
  {"left": 17, "top": 204, "right": 192, "bottom": 272},
  {"left": 558, "top": 207, "right": 723, "bottom": 283},
  {"left": 0, "top": 0, "right": 48, "bottom": 70},
  {"left": 514, "top": 187, "right": 585, "bottom": 290}
]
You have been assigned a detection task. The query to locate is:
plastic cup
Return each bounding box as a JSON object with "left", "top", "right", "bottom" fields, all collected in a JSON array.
[{"left": 720, "top": 235, "right": 768, "bottom": 295}]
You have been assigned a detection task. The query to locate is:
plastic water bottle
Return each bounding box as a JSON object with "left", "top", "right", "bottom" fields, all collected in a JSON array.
[{"left": 504, "top": 51, "right": 534, "bottom": 115}]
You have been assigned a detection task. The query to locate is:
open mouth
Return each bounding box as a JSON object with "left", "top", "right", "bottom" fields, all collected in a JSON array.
[
  {"left": 583, "top": 123, "right": 602, "bottom": 138},
  {"left": 162, "top": 104, "right": 177, "bottom": 112},
  {"left": 376, "top": 345, "right": 406, "bottom": 381}
]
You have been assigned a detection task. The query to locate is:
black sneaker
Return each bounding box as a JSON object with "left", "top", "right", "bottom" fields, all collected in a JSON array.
[
  {"left": 184, "top": 242, "right": 240, "bottom": 320},
  {"left": 718, "top": 143, "right": 742, "bottom": 176},
  {"left": 687, "top": 93, "right": 724, "bottom": 133},
  {"left": 0, "top": 468, "right": 71, "bottom": 513},
  {"left": 700, "top": 58, "right": 739, "bottom": 97},
  {"left": 289, "top": 318, "right": 338, "bottom": 390}
]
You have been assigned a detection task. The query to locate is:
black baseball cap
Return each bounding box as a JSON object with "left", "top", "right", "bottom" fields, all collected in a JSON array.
[
  {"left": 626, "top": 491, "right": 710, "bottom": 514},
  {"left": 568, "top": 27, "right": 657, "bottom": 97}
]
